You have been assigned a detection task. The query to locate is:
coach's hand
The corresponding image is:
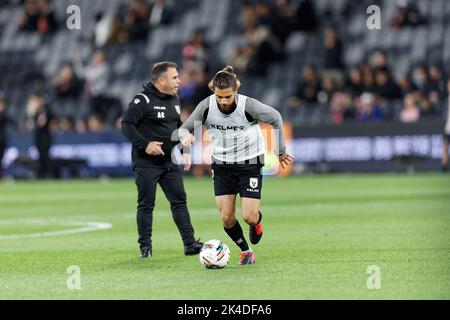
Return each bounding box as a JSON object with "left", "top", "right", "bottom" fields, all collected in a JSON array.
[
  {"left": 278, "top": 153, "right": 294, "bottom": 169},
  {"left": 181, "top": 134, "right": 195, "bottom": 147},
  {"left": 145, "top": 141, "right": 165, "bottom": 156},
  {"left": 183, "top": 153, "right": 192, "bottom": 172}
]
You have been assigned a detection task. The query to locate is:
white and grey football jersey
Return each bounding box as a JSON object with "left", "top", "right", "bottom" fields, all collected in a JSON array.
[{"left": 179, "top": 93, "right": 286, "bottom": 163}]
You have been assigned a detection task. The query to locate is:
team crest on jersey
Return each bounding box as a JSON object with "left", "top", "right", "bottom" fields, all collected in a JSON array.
[
  {"left": 249, "top": 178, "right": 258, "bottom": 189},
  {"left": 134, "top": 98, "right": 140, "bottom": 104},
  {"left": 175, "top": 105, "right": 180, "bottom": 114}
]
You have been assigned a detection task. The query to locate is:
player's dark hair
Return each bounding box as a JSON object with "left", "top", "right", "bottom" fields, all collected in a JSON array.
[
  {"left": 209, "top": 66, "right": 241, "bottom": 91},
  {"left": 151, "top": 61, "right": 177, "bottom": 82}
]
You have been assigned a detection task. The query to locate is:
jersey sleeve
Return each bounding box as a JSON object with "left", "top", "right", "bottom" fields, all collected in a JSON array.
[
  {"left": 178, "top": 97, "right": 209, "bottom": 140},
  {"left": 245, "top": 97, "right": 286, "bottom": 155},
  {"left": 121, "top": 96, "right": 150, "bottom": 151}
]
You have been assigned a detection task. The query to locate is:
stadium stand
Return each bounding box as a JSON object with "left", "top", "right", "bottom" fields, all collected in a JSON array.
[{"left": 0, "top": 0, "right": 448, "bottom": 133}]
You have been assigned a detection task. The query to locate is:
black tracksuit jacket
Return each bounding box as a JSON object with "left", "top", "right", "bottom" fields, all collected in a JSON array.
[{"left": 121, "top": 83, "right": 182, "bottom": 168}]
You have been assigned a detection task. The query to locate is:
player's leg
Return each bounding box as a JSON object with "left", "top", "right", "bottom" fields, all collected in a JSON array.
[
  {"left": 134, "top": 166, "right": 161, "bottom": 257},
  {"left": 241, "top": 197, "right": 263, "bottom": 245},
  {"left": 216, "top": 194, "right": 237, "bottom": 229},
  {"left": 238, "top": 164, "right": 264, "bottom": 245},
  {"left": 159, "top": 165, "right": 202, "bottom": 255},
  {"left": 216, "top": 195, "right": 251, "bottom": 254},
  {"left": 213, "top": 163, "right": 254, "bottom": 264}
]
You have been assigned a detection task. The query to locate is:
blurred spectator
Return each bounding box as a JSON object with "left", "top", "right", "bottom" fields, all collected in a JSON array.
[
  {"left": 17, "top": 0, "right": 39, "bottom": 31},
  {"left": 361, "top": 63, "right": 375, "bottom": 92},
  {"left": 418, "top": 97, "right": 436, "bottom": 118},
  {"left": 398, "top": 74, "right": 418, "bottom": 96},
  {"left": 442, "top": 79, "right": 450, "bottom": 170},
  {"left": 245, "top": 26, "right": 283, "bottom": 76},
  {"left": 270, "top": 0, "right": 297, "bottom": 44},
  {"left": 391, "top": 0, "right": 427, "bottom": 28},
  {"left": 178, "top": 68, "right": 197, "bottom": 107},
  {"left": 75, "top": 119, "right": 88, "bottom": 133},
  {"left": 254, "top": 2, "right": 272, "bottom": 27},
  {"left": 399, "top": 94, "right": 420, "bottom": 123},
  {"left": 323, "top": 26, "right": 343, "bottom": 71},
  {"left": 355, "top": 92, "right": 383, "bottom": 122},
  {"left": 149, "top": 0, "right": 174, "bottom": 28},
  {"left": 18, "top": 0, "right": 57, "bottom": 34},
  {"left": 373, "top": 67, "right": 403, "bottom": 100},
  {"left": 427, "top": 64, "right": 447, "bottom": 105},
  {"left": 51, "top": 63, "right": 83, "bottom": 99},
  {"left": 345, "top": 67, "right": 364, "bottom": 96},
  {"left": 26, "top": 95, "right": 54, "bottom": 178},
  {"left": 0, "top": 94, "right": 14, "bottom": 179},
  {"left": 92, "top": 12, "right": 113, "bottom": 48},
  {"left": 230, "top": 45, "right": 254, "bottom": 74},
  {"left": 182, "top": 29, "right": 209, "bottom": 72},
  {"left": 317, "top": 76, "right": 339, "bottom": 105},
  {"left": 177, "top": 66, "right": 211, "bottom": 114},
  {"left": 74, "top": 51, "right": 122, "bottom": 128},
  {"left": 56, "top": 116, "right": 76, "bottom": 134},
  {"left": 36, "top": 0, "right": 57, "bottom": 34},
  {"left": 369, "top": 50, "right": 389, "bottom": 70},
  {"left": 288, "top": 65, "right": 321, "bottom": 109},
  {"left": 253, "top": 0, "right": 296, "bottom": 46},
  {"left": 241, "top": 1, "right": 258, "bottom": 30},
  {"left": 329, "top": 92, "right": 354, "bottom": 125},
  {"left": 108, "top": 16, "right": 128, "bottom": 45},
  {"left": 411, "top": 65, "right": 429, "bottom": 98},
  {"left": 191, "top": 69, "right": 211, "bottom": 108},
  {"left": 295, "top": 0, "right": 318, "bottom": 32},
  {"left": 124, "top": 0, "right": 150, "bottom": 42},
  {"left": 87, "top": 114, "right": 105, "bottom": 132}
]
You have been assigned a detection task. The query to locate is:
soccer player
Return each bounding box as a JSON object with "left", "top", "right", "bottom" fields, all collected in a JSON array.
[
  {"left": 179, "top": 66, "right": 293, "bottom": 265},
  {"left": 121, "top": 62, "right": 203, "bottom": 258}
]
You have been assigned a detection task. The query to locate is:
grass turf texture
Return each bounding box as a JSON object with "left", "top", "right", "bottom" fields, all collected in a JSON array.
[{"left": 0, "top": 174, "right": 449, "bottom": 299}]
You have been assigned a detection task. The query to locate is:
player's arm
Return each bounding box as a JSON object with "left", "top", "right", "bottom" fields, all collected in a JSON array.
[
  {"left": 121, "top": 97, "right": 164, "bottom": 156},
  {"left": 177, "top": 98, "right": 209, "bottom": 171},
  {"left": 245, "top": 97, "right": 294, "bottom": 168},
  {"left": 178, "top": 97, "right": 209, "bottom": 147}
]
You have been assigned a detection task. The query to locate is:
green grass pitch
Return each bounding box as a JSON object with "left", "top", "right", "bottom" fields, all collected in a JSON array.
[{"left": 0, "top": 174, "right": 449, "bottom": 299}]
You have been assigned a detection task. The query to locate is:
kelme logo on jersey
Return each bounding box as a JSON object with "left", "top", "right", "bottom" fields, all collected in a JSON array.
[
  {"left": 249, "top": 178, "right": 258, "bottom": 189},
  {"left": 210, "top": 124, "right": 245, "bottom": 131},
  {"left": 175, "top": 105, "right": 180, "bottom": 115}
]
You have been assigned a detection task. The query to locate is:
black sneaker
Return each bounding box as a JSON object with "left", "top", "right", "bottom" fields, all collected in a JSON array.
[
  {"left": 184, "top": 239, "right": 203, "bottom": 256},
  {"left": 139, "top": 247, "right": 151, "bottom": 258}
]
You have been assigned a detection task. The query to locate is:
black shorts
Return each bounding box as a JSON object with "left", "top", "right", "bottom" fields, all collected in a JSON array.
[{"left": 211, "top": 162, "right": 263, "bottom": 199}]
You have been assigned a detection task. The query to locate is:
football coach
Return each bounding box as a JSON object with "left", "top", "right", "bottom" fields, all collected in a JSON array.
[{"left": 121, "top": 61, "right": 203, "bottom": 258}]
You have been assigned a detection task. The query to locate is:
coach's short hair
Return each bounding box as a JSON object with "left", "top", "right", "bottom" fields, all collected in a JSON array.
[
  {"left": 209, "top": 66, "right": 241, "bottom": 91},
  {"left": 151, "top": 61, "right": 177, "bottom": 82}
]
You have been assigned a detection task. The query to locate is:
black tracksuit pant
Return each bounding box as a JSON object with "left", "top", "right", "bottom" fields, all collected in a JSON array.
[{"left": 134, "top": 164, "right": 195, "bottom": 250}]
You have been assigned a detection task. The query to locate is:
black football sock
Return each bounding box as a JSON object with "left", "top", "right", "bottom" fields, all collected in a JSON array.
[
  {"left": 224, "top": 220, "right": 249, "bottom": 252},
  {"left": 257, "top": 211, "right": 262, "bottom": 224}
]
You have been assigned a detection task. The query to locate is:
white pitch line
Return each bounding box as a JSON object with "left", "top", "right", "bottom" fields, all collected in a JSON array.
[{"left": 0, "top": 220, "right": 112, "bottom": 240}]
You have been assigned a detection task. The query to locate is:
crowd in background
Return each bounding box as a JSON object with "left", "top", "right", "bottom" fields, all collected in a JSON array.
[
  {"left": 287, "top": 49, "right": 448, "bottom": 125},
  {"left": 3, "top": 0, "right": 449, "bottom": 137}
]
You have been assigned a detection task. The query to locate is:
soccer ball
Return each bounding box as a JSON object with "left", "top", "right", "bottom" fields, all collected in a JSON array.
[{"left": 199, "top": 239, "right": 230, "bottom": 269}]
